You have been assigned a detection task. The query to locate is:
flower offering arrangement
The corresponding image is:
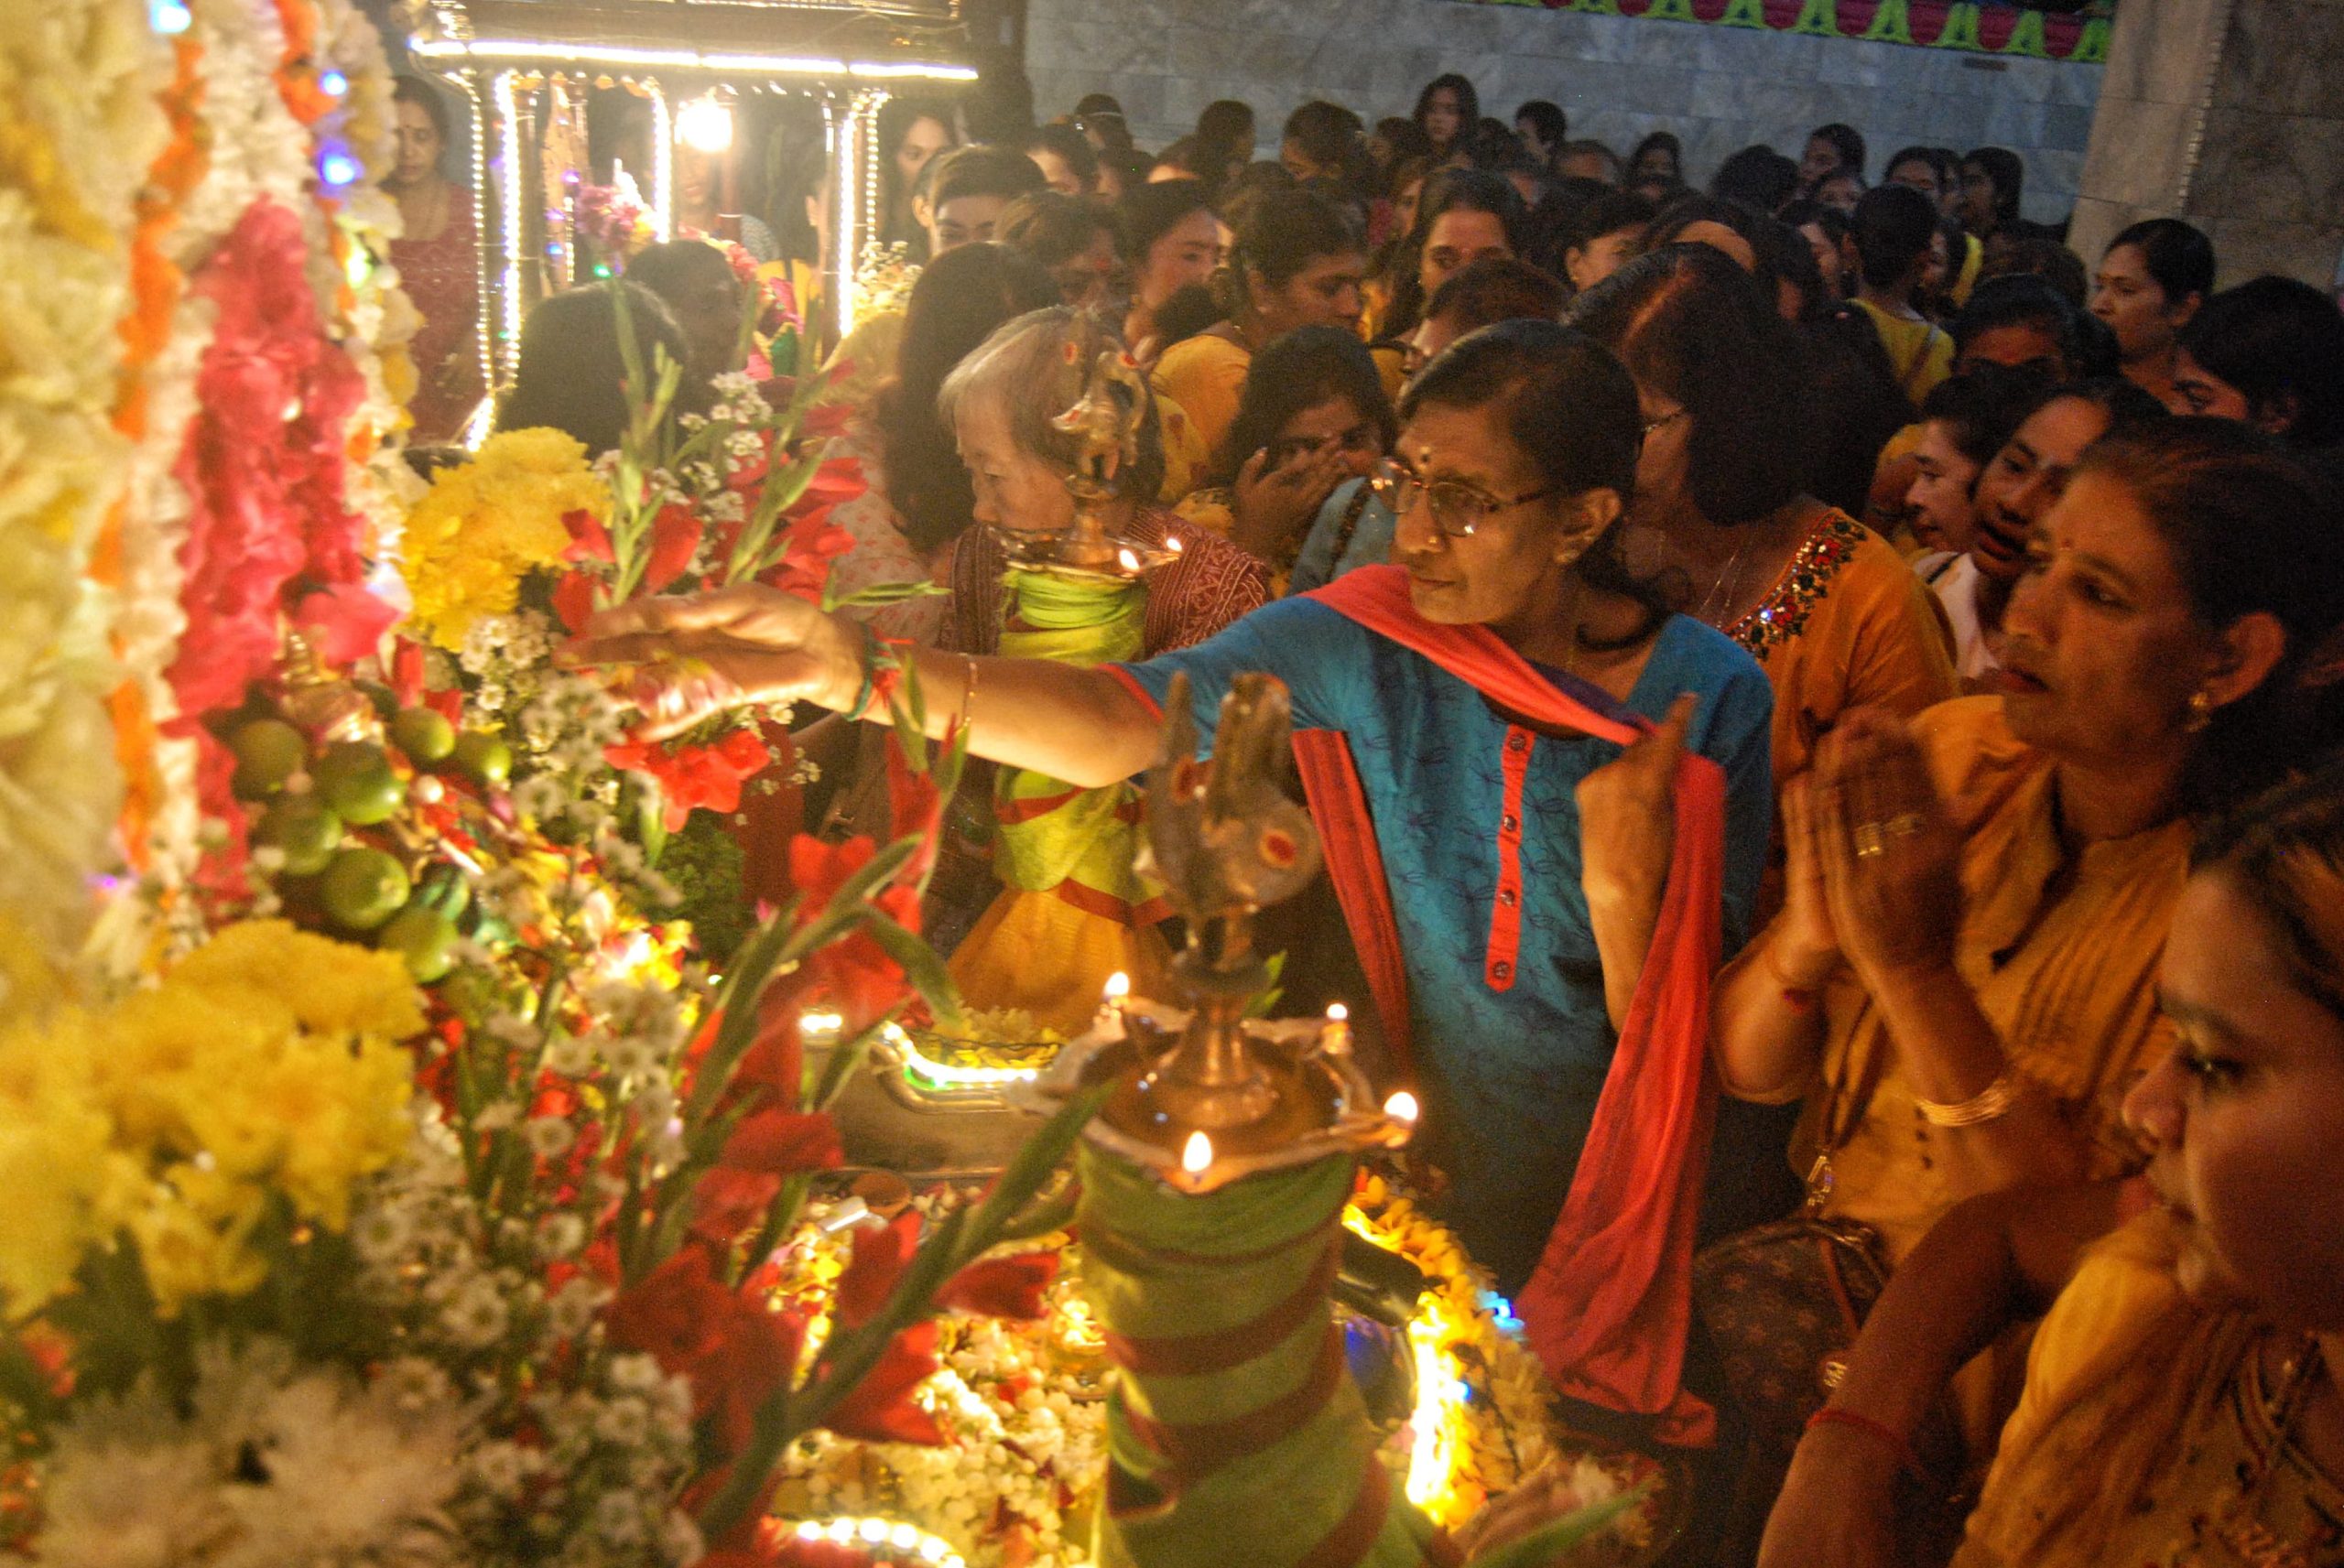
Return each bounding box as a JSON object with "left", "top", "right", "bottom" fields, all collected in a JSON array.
[{"left": 0, "top": 5, "right": 1662, "bottom": 1566}]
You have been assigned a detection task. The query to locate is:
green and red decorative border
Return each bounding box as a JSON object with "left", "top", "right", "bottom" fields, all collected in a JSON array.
[{"left": 1453, "top": 0, "right": 2112, "bottom": 62}]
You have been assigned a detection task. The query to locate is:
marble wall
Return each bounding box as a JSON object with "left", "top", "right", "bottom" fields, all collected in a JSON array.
[
  {"left": 2070, "top": 0, "right": 2344, "bottom": 287},
  {"left": 1025, "top": 0, "right": 2103, "bottom": 224}
]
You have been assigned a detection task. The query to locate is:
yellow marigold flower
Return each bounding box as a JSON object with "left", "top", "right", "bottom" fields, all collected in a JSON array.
[
  {"left": 399, "top": 427, "right": 608, "bottom": 648},
  {"left": 0, "top": 923, "right": 423, "bottom": 1320},
  {"left": 169, "top": 919, "right": 426, "bottom": 1041},
  {"left": 0, "top": 1014, "right": 139, "bottom": 1319},
  {"left": 129, "top": 1184, "right": 270, "bottom": 1318}
]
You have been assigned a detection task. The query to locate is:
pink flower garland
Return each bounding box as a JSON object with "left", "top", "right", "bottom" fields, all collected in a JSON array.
[{"left": 166, "top": 197, "right": 395, "bottom": 881}]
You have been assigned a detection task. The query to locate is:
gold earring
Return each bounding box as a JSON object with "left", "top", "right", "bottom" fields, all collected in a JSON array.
[{"left": 2185, "top": 687, "right": 2216, "bottom": 733}]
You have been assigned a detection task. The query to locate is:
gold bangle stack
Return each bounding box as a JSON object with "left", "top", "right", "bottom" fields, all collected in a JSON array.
[{"left": 1915, "top": 1068, "right": 2022, "bottom": 1128}]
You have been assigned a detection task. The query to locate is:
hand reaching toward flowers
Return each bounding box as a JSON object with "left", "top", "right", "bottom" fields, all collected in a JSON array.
[{"left": 564, "top": 585, "right": 1165, "bottom": 790}]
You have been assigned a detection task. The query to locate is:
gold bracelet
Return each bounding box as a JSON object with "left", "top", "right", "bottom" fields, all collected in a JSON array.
[{"left": 1915, "top": 1068, "right": 2022, "bottom": 1128}]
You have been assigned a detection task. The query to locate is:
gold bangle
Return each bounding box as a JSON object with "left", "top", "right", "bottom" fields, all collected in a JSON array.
[{"left": 1915, "top": 1069, "right": 2022, "bottom": 1128}]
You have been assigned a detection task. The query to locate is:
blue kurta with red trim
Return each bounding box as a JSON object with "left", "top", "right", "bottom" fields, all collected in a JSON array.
[{"left": 1115, "top": 597, "right": 1773, "bottom": 1292}]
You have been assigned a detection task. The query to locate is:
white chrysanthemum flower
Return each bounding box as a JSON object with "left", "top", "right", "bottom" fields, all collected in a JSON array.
[
  {"left": 35, "top": 1379, "right": 232, "bottom": 1568},
  {"left": 523, "top": 1117, "right": 576, "bottom": 1158},
  {"left": 591, "top": 1398, "right": 649, "bottom": 1448},
  {"left": 442, "top": 1280, "right": 511, "bottom": 1349}
]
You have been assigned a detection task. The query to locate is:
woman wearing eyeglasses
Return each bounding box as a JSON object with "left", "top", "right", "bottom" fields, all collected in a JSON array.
[
  {"left": 1572, "top": 244, "right": 1958, "bottom": 799},
  {"left": 564, "top": 319, "right": 1774, "bottom": 1442}
]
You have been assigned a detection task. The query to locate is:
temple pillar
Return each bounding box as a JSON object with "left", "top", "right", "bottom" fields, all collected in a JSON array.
[{"left": 2070, "top": 0, "right": 2344, "bottom": 287}]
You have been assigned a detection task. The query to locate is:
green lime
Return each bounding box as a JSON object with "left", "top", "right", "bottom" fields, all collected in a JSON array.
[
  {"left": 229, "top": 719, "right": 309, "bottom": 799},
  {"left": 376, "top": 904, "right": 459, "bottom": 983},
  {"left": 313, "top": 741, "right": 403, "bottom": 826},
  {"left": 253, "top": 797, "right": 343, "bottom": 876},
  {"left": 389, "top": 707, "right": 456, "bottom": 765},
  {"left": 319, "top": 847, "right": 411, "bottom": 932},
  {"left": 449, "top": 731, "right": 513, "bottom": 788}
]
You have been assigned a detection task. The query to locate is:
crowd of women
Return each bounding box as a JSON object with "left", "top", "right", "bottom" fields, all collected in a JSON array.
[{"left": 438, "top": 65, "right": 2344, "bottom": 1568}]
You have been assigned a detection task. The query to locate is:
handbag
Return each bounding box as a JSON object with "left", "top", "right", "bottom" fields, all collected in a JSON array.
[{"left": 1690, "top": 1022, "right": 1896, "bottom": 1563}]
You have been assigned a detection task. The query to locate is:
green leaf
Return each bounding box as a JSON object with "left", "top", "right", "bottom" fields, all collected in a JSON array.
[
  {"left": 863, "top": 911, "right": 962, "bottom": 1034},
  {"left": 830, "top": 579, "right": 951, "bottom": 610},
  {"left": 808, "top": 1016, "right": 890, "bottom": 1112},
  {"left": 994, "top": 1185, "right": 1079, "bottom": 1244}
]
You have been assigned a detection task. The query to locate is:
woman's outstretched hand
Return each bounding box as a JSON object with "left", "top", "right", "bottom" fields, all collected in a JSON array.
[{"left": 559, "top": 585, "right": 862, "bottom": 739}]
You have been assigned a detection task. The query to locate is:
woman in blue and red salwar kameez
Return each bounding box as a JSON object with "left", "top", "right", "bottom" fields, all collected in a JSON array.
[{"left": 567, "top": 319, "right": 1774, "bottom": 1443}]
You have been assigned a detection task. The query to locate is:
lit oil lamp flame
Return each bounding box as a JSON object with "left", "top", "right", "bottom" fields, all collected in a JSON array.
[
  {"left": 1383, "top": 1090, "right": 1420, "bottom": 1124},
  {"left": 1179, "top": 1130, "right": 1214, "bottom": 1173}
]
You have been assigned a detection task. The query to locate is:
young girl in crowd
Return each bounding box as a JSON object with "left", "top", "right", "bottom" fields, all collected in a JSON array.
[
  {"left": 1373, "top": 168, "right": 1527, "bottom": 346},
  {"left": 2171, "top": 275, "right": 2344, "bottom": 454},
  {"left": 2091, "top": 217, "right": 2216, "bottom": 408},
  {"left": 1412, "top": 73, "right": 1477, "bottom": 165},
  {"left": 1114, "top": 178, "right": 1222, "bottom": 367},
  {"left": 1152, "top": 189, "right": 1365, "bottom": 462},
  {"left": 1174, "top": 326, "right": 1394, "bottom": 589},
  {"left": 1904, "top": 366, "right": 2056, "bottom": 682},
  {"left": 877, "top": 97, "right": 957, "bottom": 256}
]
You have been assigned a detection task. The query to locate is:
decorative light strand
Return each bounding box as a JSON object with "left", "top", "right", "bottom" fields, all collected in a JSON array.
[
  {"left": 789, "top": 1515, "right": 966, "bottom": 1567},
  {"left": 858, "top": 84, "right": 887, "bottom": 332},
  {"left": 492, "top": 70, "right": 526, "bottom": 381},
  {"left": 798, "top": 1012, "right": 1044, "bottom": 1089},
  {"left": 407, "top": 36, "right": 978, "bottom": 83},
  {"left": 826, "top": 91, "right": 853, "bottom": 343},
  {"left": 648, "top": 82, "right": 673, "bottom": 242}
]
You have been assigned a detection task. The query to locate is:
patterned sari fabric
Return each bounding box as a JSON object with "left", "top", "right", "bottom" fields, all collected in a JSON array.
[
  {"left": 1957, "top": 1217, "right": 2344, "bottom": 1568},
  {"left": 389, "top": 186, "right": 484, "bottom": 444}
]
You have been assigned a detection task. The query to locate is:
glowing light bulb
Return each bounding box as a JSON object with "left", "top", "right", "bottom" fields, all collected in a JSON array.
[
  {"left": 1384, "top": 1090, "right": 1420, "bottom": 1124},
  {"left": 1180, "top": 1130, "right": 1213, "bottom": 1173},
  {"left": 676, "top": 94, "right": 734, "bottom": 153}
]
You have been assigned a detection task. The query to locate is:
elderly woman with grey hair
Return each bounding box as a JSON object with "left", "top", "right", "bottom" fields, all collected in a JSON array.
[
  {"left": 914, "top": 306, "right": 1270, "bottom": 1026},
  {"left": 937, "top": 306, "right": 1270, "bottom": 656}
]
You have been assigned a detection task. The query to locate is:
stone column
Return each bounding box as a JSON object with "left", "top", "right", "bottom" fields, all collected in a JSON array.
[{"left": 2070, "top": 0, "right": 2344, "bottom": 288}]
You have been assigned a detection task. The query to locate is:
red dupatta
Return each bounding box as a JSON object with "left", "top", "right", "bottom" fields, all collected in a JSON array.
[{"left": 1297, "top": 565, "right": 1725, "bottom": 1445}]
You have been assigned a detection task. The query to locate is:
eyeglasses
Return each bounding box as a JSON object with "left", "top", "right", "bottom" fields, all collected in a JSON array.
[{"left": 1368, "top": 458, "right": 1557, "bottom": 539}]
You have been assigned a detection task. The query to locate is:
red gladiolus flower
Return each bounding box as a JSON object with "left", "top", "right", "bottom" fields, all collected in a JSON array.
[
  {"left": 937, "top": 1252, "right": 1060, "bottom": 1321},
  {"left": 605, "top": 728, "right": 773, "bottom": 830},
  {"left": 606, "top": 1247, "right": 806, "bottom": 1454},
  {"left": 819, "top": 1318, "right": 944, "bottom": 1445},
  {"left": 551, "top": 569, "right": 600, "bottom": 635},
  {"left": 646, "top": 503, "right": 704, "bottom": 590},
  {"left": 563, "top": 508, "right": 615, "bottom": 564},
  {"left": 721, "top": 1109, "right": 843, "bottom": 1175},
  {"left": 836, "top": 1212, "right": 918, "bottom": 1330}
]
